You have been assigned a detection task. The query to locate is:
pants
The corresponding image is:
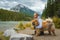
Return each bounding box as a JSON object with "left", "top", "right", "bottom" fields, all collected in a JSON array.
[
  {"left": 35, "top": 28, "right": 44, "bottom": 36},
  {"left": 35, "top": 28, "right": 40, "bottom": 36}
]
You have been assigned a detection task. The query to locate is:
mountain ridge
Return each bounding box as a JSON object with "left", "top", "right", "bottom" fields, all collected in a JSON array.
[{"left": 10, "top": 4, "right": 35, "bottom": 17}]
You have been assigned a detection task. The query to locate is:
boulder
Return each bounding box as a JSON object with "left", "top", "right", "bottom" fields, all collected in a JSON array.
[
  {"left": 10, "top": 33, "right": 33, "bottom": 40},
  {"left": 3, "top": 28, "right": 16, "bottom": 37},
  {"left": 3, "top": 28, "right": 33, "bottom": 40}
]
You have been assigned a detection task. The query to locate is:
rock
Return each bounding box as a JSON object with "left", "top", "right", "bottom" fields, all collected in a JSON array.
[
  {"left": 10, "top": 33, "right": 33, "bottom": 40},
  {"left": 3, "top": 28, "right": 33, "bottom": 40},
  {"left": 3, "top": 28, "right": 17, "bottom": 37}
]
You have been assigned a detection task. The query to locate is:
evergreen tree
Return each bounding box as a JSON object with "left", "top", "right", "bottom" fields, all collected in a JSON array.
[{"left": 42, "top": 0, "right": 60, "bottom": 18}]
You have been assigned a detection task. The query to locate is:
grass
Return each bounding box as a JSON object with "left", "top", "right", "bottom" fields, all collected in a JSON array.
[
  {"left": 0, "top": 31, "right": 9, "bottom": 40},
  {"left": 16, "top": 22, "right": 32, "bottom": 30},
  {"left": 52, "top": 16, "right": 60, "bottom": 29}
]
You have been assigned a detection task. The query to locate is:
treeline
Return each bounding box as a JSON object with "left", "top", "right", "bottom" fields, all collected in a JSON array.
[
  {"left": 42, "top": 0, "right": 60, "bottom": 28},
  {"left": 0, "top": 9, "right": 33, "bottom": 21},
  {"left": 42, "top": 0, "right": 60, "bottom": 18}
]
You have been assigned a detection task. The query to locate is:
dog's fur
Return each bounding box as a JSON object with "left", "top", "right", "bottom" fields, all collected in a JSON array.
[{"left": 42, "top": 20, "right": 56, "bottom": 36}]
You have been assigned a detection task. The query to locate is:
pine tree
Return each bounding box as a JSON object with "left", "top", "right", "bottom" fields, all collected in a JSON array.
[
  {"left": 54, "top": 0, "right": 60, "bottom": 17},
  {"left": 42, "top": 0, "right": 60, "bottom": 18}
]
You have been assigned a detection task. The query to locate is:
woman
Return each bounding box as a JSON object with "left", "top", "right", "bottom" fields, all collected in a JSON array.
[{"left": 32, "top": 12, "right": 44, "bottom": 36}]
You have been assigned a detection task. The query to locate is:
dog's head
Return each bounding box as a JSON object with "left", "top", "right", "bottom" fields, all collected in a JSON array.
[
  {"left": 32, "top": 19, "right": 39, "bottom": 26},
  {"left": 45, "top": 18, "right": 53, "bottom": 23}
]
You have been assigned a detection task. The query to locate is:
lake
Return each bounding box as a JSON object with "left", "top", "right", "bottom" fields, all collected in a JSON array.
[
  {"left": 0, "top": 21, "right": 19, "bottom": 31},
  {"left": 0, "top": 21, "right": 28, "bottom": 31}
]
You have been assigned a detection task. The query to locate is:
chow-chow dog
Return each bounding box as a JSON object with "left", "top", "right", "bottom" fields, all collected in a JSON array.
[
  {"left": 42, "top": 18, "right": 56, "bottom": 36},
  {"left": 32, "top": 18, "right": 56, "bottom": 36},
  {"left": 32, "top": 19, "right": 44, "bottom": 35}
]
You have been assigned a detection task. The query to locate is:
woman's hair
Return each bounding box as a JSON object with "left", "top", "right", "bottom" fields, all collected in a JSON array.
[{"left": 34, "top": 12, "right": 39, "bottom": 16}]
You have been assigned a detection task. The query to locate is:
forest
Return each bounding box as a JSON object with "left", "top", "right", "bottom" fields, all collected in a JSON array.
[
  {"left": 0, "top": 9, "right": 33, "bottom": 21},
  {"left": 42, "top": 0, "right": 60, "bottom": 18}
]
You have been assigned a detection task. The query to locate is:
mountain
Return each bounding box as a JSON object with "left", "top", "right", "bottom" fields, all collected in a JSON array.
[{"left": 10, "top": 4, "right": 35, "bottom": 17}]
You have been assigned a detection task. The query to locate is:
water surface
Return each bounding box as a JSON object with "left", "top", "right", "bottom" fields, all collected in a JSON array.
[{"left": 0, "top": 21, "right": 20, "bottom": 31}]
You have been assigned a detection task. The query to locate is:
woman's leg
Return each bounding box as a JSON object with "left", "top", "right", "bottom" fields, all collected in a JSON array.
[{"left": 40, "top": 28, "right": 44, "bottom": 35}]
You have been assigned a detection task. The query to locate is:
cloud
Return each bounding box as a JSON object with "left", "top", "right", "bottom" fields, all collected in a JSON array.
[
  {"left": 0, "top": 0, "right": 19, "bottom": 10},
  {"left": 28, "top": 0, "right": 47, "bottom": 14},
  {"left": 0, "top": 0, "right": 47, "bottom": 14},
  {"left": 27, "top": 0, "right": 46, "bottom": 14}
]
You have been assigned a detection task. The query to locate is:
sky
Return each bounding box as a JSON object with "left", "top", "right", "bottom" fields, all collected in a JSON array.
[{"left": 0, "top": 0, "right": 47, "bottom": 14}]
